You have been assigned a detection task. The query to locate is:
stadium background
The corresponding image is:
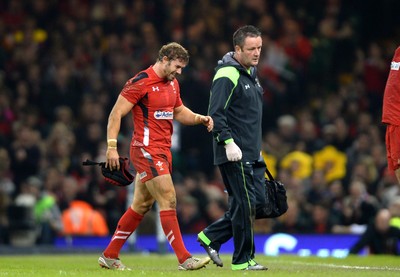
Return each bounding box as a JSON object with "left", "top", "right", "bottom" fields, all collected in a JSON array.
[{"left": 1, "top": 0, "right": 400, "bottom": 255}]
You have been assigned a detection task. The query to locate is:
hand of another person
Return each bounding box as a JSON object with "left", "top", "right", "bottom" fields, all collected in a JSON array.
[{"left": 224, "top": 141, "right": 242, "bottom": 161}]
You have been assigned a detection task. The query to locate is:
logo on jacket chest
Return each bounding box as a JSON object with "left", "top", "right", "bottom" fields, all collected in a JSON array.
[{"left": 243, "top": 79, "right": 261, "bottom": 90}]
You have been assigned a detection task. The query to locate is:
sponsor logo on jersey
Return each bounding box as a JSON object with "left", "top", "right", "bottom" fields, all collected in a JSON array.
[
  {"left": 391, "top": 61, "right": 400, "bottom": 70},
  {"left": 154, "top": 110, "right": 173, "bottom": 119},
  {"left": 139, "top": 171, "right": 147, "bottom": 180}
]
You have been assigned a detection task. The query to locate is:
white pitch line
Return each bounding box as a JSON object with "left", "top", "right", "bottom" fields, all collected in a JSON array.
[{"left": 271, "top": 260, "right": 400, "bottom": 271}]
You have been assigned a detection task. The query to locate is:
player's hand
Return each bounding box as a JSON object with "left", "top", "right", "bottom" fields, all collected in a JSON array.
[
  {"left": 224, "top": 141, "right": 242, "bottom": 161},
  {"left": 196, "top": 114, "right": 213, "bottom": 132},
  {"left": 106, "top": 148, "right": 120, "bottom": 171},
  {"left": 199, "top": 115, "right": 214, "bottom": 132}
]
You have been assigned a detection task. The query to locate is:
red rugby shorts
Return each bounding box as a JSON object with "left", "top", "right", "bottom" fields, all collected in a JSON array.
[
  {"left": 130, "top": 147, "right": 172, "bottom": 182},
  {"left": 386, "top": 124, "right": 400, "bottom": 171}
]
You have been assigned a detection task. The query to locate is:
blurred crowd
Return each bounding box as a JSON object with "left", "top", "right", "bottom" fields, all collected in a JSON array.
[{"left": 1, "top": 0, "right": 400, "bottom": 249}]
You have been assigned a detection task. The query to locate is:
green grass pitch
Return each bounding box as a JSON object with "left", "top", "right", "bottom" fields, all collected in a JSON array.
[{"left": 0, "top": 253, "right": 398, "bottom": 276}]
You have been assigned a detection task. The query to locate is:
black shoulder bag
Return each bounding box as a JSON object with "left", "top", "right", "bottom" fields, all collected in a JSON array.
[{"left": 259, "top": 167, "right": 288, "bottom": 218}]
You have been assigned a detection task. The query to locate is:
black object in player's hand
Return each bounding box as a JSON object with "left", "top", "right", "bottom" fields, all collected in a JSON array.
[{"left": 82, "top": 157, "right": 134, "bottom": 187}]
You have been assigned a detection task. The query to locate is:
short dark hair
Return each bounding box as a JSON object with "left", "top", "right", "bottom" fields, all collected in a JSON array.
[
  {"left": 233, "top": 25, "right": 261, "bottom": 49},
  {"left": 158, "top": 42, "right": 189, "bottom": 63}
]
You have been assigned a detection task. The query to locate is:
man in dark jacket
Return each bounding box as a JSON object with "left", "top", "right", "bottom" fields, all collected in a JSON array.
[
  {"left": 349, "top": 209, "right": 400, "bottom": 255},
  {"left": 197, "top": 25, "right": 268, "bottom": 271}
]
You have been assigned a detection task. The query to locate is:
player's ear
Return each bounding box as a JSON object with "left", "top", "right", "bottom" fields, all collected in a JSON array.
[{"left": 162, "top": 56, "right": 169, "bottom": 64}]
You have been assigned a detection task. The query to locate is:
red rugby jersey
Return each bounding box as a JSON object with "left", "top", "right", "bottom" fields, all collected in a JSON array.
[
  {"left": 120, "top": 66, "right": 183, "bottom": 148},
  {"left": 382, "top": 46, "right": 400, "bottom": 126}
]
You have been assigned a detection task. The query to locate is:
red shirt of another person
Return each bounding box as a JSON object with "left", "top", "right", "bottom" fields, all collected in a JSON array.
[
  {"left": 382, "top": 46, "right": 400, "bottom": 126},
  {"left": 121, "top": 66, "right": 183, "bottom": 148}
]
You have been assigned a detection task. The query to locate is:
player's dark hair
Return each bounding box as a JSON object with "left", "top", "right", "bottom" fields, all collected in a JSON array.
[
  {"left": 233, "top": 25, "right": 261, "bottom": 49},
  {"left": 158, "top": 42, "right": 189, "bottom": 63}
]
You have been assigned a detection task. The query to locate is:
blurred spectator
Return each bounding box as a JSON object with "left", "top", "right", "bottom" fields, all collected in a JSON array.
[
  {"left": 276, "top": 114, "right": 298, "bottom": 153},
  {"left": 180, "top": 173, "right": 209, "bottom": 218},
  {"left": 332, "top": 117, "right": 353, "bottom": 152},
  {"left": 370, "top": 144, "right": 389, "bottom": 184},
  {"left": 40, "top": 62, "right": 84, "bottom": 122},
  {"left": 0, "top": 147, "right": 14, "bottom": 243},
  {"left": 44, "top": 122, "right": 76, "bottom": 175},
  {"left": 272, "top": 198, "right": 309, "bottom": 234},
  {"left": 345, "top": 131, "right": 373, "bottom": 182},
  {"left": 61, "top": 198, "right": 109, "bottom": 236},
  {"left": 313, "top": 145, "right": 347, "bottom": 183},
  {"left": 0, "top": 90, "right": 15, "bottom": 144},
  {"left": 349, "top": 209, "right": 400, "bottom": 255},
  {"left": 8, "top": 176, "right": 40, "bottom": 246},
  {"left": 306, "top": 170, "right": 330, "bottom": 206},
  {"left": 0, "top": 147, "right": 15, "bottom": 197},
  {"left": 279, "top": 18, "right": 312, "bottom": 72},
  {"left": 341, "top": 180, "right": 380, "bottom": 226},
  {"left": 305, "top": 202, "right": 337, "bottom": 234},
  {"left": 262, "top": 131, "right": 285, "bottom": 166},
  {"left": 54, "top": 105, "right": 75, "bottom": 129},
  {"left": 9, "top": 124, "right": 41, "bottom": 188},
  {"left": 28, "top": 176, "right": 63, "bottom": 245},
  {"left": 307, "top": 11, "right": 337, "bottom": 97},
  {"left": 362, "top": 42, "right": 388, "bottom": 114},
  {"left": 350, "top": 158, "right": 379, "bottom": 195},
  {"left": 326, "top": 179, "right": 346, "bottom": 223},
  {"left": 278, "top": 17, "right": 312, "bottom": 107},
  {"left": 41, "top": 166, "right": 64, "bottom": 203},
  {"left": 205, "top": 198, "right": 227, "bottom": 225},
  {"left": 280, "top": 149, "right": 313, "bottom": 181},
  {"left": 388, "top": 196, "right": 400, "bottom": 229},
  {"left": 58, "top": 175, "right": 90, "bottom": 212},
  {"left": 297, "top": 117, "right": 325, "bottom": 153},
  {"left": 177, "top": 195, "right": 207, "bottom": 234}
]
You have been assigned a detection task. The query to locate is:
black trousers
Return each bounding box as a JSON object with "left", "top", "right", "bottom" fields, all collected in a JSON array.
[{"left": 202, "top": 158, "right": 266, "bottom": 265}]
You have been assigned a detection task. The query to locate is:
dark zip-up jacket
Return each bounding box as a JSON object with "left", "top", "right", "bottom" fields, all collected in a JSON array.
[{"left": 208, "top": 52, "right": 263, "bottom": 165}]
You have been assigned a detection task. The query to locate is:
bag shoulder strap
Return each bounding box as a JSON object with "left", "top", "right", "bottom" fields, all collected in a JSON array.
[{"left": 265, "top": 167, "right": 274, "bottom": 181}]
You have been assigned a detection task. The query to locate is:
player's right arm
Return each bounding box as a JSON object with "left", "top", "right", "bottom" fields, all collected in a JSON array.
[
  {"left": 107, "top": 73, "right": 147, "bottom": 169},
  {"left": 106, "top": 95, "right": 134, "bottom": 170}
]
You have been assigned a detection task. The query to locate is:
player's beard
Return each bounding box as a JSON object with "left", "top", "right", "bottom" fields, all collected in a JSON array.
[
  {"left": 164, "top": 63, "right": 176, "bottom": 81},
  {"left": 166, "top": 72, "right": 176, "bottom": 81}
]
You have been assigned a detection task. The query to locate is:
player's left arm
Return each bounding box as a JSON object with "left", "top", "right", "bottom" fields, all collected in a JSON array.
[{"left": 174, "top": 104, "right": 213, "bottom": 132}]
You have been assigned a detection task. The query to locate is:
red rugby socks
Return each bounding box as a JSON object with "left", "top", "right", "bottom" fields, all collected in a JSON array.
[
  {"left": 160, "top": 209, "right": 191, "bottom": 263},
  {"left": 103, "top": 207, "right": 143, "bottom": 259}
]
